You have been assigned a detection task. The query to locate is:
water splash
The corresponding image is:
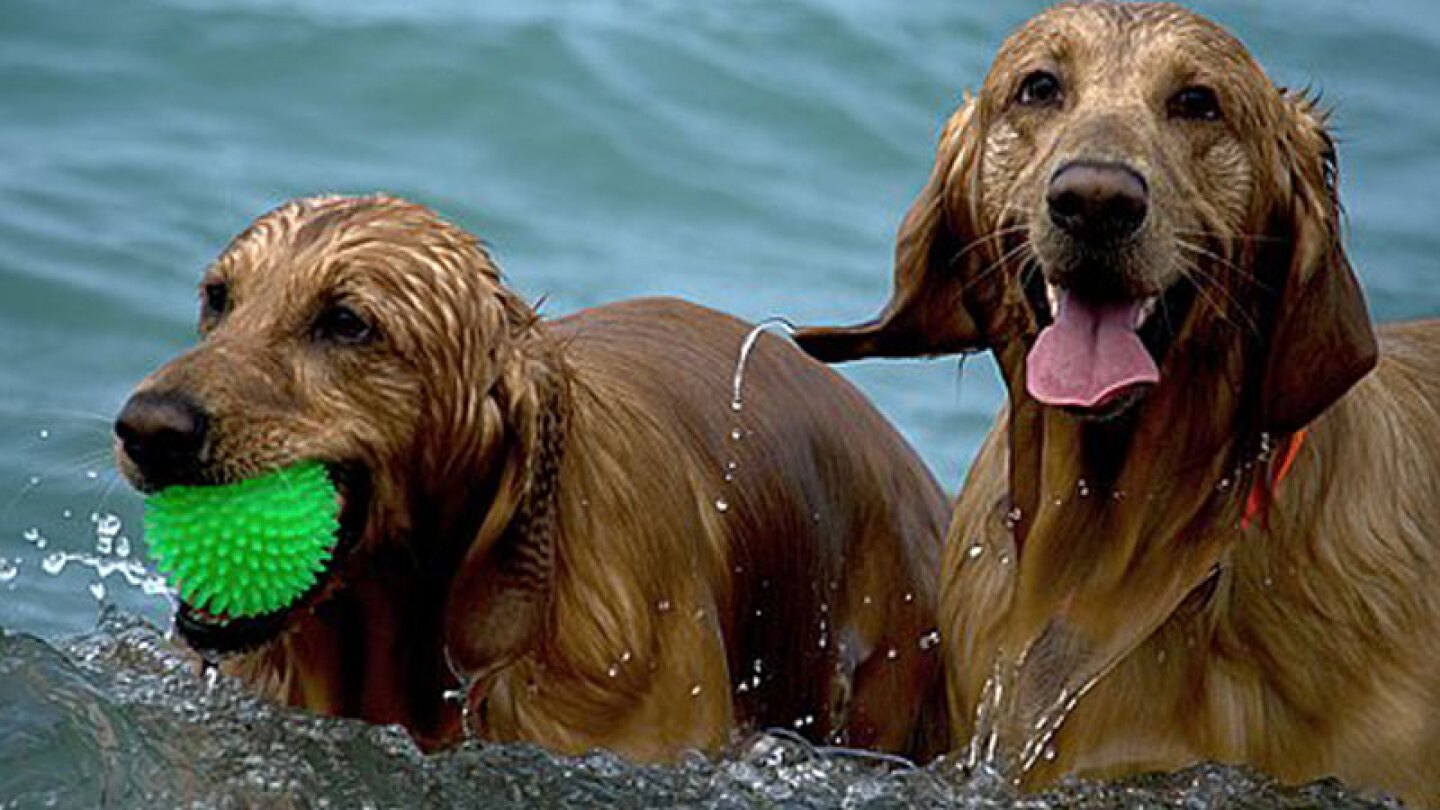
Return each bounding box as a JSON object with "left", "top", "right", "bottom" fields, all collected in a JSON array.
[
  {"left": 717, "top": 318, "right": 797, "bottom": 506},
  {"left": 730, "top": 317, "right": 798, "bottom": 414}
]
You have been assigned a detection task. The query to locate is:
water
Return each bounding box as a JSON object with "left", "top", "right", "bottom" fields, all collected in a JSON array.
[
  {"left": 1, "top": 0, "right": 1435, "bottom": 805},
  {"left": 1, "top": 612, "right": 1401, "bottom": 809}
]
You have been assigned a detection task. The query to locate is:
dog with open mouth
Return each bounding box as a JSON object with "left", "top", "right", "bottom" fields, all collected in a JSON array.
[
  {"left": 114, "top": 194, "right": 950, "bottom": 760},
  {"left": 796, "top": 2, "right": 1440, "bottom": 803}
]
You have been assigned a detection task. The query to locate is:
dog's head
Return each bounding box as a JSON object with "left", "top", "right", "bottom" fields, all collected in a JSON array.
[
  {"left": 115, "top": 195, "right": 545, "bottom": 655},
  {"left": 798, "top": 1, "right": 1375, "bottom": 430}
]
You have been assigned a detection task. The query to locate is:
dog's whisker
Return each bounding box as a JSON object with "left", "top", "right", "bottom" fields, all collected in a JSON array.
[
  {"left": 1173, "top": 228, "right": 1285, "bottom": 245},
  {"left": 0, "top": 447, "right": 123, "bottom": 529},
  {"left": 1175, "top": 239, "right": 1275, "bottom": 293},
  {"left": 961, "top": 239, "right": 1034, "bottom": 297},
  {"left": 947, "top": 226, "right": 1030, "bottom": 268},
  {"left": 1174, "top": 247, "right": 1263, "bottom": 325},
  {"left": 1176, "top": 259, "right": 1261, "bottom": 337}
]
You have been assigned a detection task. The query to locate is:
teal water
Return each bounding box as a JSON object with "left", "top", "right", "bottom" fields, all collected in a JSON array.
[{"left": 0, "top": 0, "right": 1435, "bottom": 806}]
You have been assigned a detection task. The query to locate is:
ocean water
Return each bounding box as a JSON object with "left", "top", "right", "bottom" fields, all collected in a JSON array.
[{"left": 0, "top": 0, "right": 1435, "bottom": 806}]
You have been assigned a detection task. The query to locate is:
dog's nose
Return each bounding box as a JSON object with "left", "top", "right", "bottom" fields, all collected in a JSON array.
[
  {"left": 1047, "top": 161, "right": 1149, "bottom": 243},
  {"left": 115, "top": 390, "right": 209, "bottom": 487}
]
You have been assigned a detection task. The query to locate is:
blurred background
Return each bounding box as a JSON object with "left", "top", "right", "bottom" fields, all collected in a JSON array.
[{"left": 2, "top": 0, "right": 1437, "bottom": 638}]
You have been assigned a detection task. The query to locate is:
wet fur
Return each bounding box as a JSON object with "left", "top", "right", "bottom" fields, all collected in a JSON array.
[
  {"left": 121, "top": 195, "right": 950, "bottom": 761},
  {"left": 796, "top": 3, "right": 1439, "bottom": 803}
]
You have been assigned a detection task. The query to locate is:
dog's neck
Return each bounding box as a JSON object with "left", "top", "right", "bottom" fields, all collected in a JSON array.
[{"left": 980, "top": 335, "right": 1275, "bottom": 762}]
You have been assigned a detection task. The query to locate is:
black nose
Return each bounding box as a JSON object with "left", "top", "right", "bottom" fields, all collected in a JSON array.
[
  {"left": 114, "top": 391, "right": 209, "bottom": 488},
  {"left": 1047, "top": 161, "right": 1149, "bottom": 243}
]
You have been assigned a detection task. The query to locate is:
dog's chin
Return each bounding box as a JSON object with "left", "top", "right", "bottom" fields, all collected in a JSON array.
[{"left": 175, "top": 463, "right": 371, "bottom": 660}]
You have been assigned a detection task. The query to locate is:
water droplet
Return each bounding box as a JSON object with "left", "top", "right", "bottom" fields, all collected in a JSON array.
[
  {"left": 0, "top": 559, "right": 18, "bottom": 582},
  {"left": 1263, "top": 576, "right": 1273, "bottom": 587},
  {"left": 38, "top": 429, "right": 49, "bottom": 440},
  {"left": 730, "top": 428, "right": 743, "bottom": 441},
  {"left": 1043, "top": 744, "right": 1057, "bottom": 762},
  {"left": 885, "top": 648, "right": 899, "bottom": 660},
  {"left": 607, "top": 665, "right": 619, "bottom": 678},
  {"left": 1077, "top": 479, "right": 1090, "bottom": 498},
  {"left": 967, "top": 543, "right": 984, "bottom": 559},
  {"left": 999, "top": 553, "right": 1012, "bottom": 566},
  {"left": 61, "top": 509, "right": 72, "bottom": 520},
  {"left": 714, "top": 498, "right": 729, "bottom": 513},
  {"left": 1004, "top": 506, "right": 1023, "bottom": 530},
  {"left": 689, "top": 684, "right": 703, "bottom": 697},
  {"left": 752, "top": 659, "right": 764, "bottom": 674},
  {"left": 903, "top": 592, "right": 914, "bottom": 603},
  {"left": 736, "top": 680, "right": 750, "bottom": 694},
  {"left": 1052, "top": 498, "right": 1064, "bottom": 507},
  {"left": 89, "top": 581, "right": 106, "bottom": 601},
  {"left": 85, "top": 470, "right": 99, "bottom": 481},
  {"left": 27, "top": 476, "right": 40, "bottom": 487},
  {"left": 918, "top": 630, "right": 941, "bottom": 650},
  {"left": 1216, "top": 478, "right": 1232, "bottom": 492},
  {"left": 96, "top": 513, "right": 121, "bottom": 538},
  {"left": 657, "top": 599, "right": 672, "bottom": 612},
  {"left": 730, "top": 399, "right": 742, "bottom": 413}
]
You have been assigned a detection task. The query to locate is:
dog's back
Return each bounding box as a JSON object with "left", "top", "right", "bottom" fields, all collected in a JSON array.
[{"left": 548, "top": 297, "right": 949, "bottom": 756}]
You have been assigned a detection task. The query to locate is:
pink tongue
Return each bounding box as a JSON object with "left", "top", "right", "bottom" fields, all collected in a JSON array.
[{"left": 1026, "top": 292, "right": 1159, "bottom": 408}]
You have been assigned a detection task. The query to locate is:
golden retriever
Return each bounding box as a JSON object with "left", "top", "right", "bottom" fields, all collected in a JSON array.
[
  {"left": 797, "top": 3, "right": 1440, "bottom": 803},
  {"left": 114, "top": 194, "right": 950, "bottom": 761}
]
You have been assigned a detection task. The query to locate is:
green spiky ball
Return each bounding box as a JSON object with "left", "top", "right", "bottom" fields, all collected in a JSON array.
[{"left": 145, "top": 461, "right": 340, "bottom": 618}]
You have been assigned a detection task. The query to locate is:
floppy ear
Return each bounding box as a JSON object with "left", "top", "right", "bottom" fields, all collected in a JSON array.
[
  {"left": 442, "top": 348, "right": 566, "bottom": 685},
  {"left": 1258, "top": 94, "right": 1378, "bottom": 433},
  {"left": 795, "top": 97, "right": 989, "bottom": 363}
]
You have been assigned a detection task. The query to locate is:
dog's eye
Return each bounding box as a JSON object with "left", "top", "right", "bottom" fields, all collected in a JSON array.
[
  {"left": 313, "top": 304, "right": 376, "bottom": 345},
  {"left": 1016, "top": 70, "right": 1064, "bottom": 107},
  {"left": 1168, "top": 86, "right": 1222, "bottom": 121},
  {"left": 202, "top": 281, "right": 229, "bottom": 318}
]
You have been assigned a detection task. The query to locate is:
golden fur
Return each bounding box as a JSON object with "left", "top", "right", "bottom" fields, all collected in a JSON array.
[
  {"left": 797, "top": 3, "right": 1440, "bottom": 803},
  {"left": 116, "top": 194, "right": 950, "bottom": 761}
]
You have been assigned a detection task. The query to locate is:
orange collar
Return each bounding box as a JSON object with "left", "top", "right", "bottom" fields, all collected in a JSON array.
[{"left": 1240, "top": 429, "right": 1308, "bottom": 529}]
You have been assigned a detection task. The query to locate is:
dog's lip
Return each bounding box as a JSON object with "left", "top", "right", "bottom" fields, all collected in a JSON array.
[
  {"left": 173, "top": 461, "right": 370, "bottom": 657},
  {"left": 1039, "top": 280, "right": 1159, "bottom": 330}
]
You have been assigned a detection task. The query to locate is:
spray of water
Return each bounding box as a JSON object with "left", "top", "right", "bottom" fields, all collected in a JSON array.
[{"left": 716, "top": 318, "right": 797, "bottom": 513}]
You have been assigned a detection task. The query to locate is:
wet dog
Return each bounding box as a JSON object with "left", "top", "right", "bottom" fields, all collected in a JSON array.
[
  {"left": 116, "top": 194, "right": 950, "bottom": 760},
  {"left": 798, "top": 3, "right": 1440, "bottom": 802}
]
